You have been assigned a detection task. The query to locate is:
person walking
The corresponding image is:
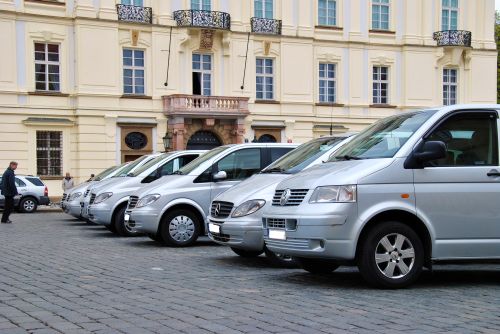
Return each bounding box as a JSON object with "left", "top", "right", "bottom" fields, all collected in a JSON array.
[
  {"left": 62, "top": 173, "right": 74, "bottom": 192},
  {"left": 1, "top": 161, "right": 19, "bottom": 224}
]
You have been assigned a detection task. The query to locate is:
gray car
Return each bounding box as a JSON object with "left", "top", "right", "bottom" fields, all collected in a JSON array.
[
  {"left": 87, "top": 150, "right": 205, "bottom": 236},
  {"left": 263, "top": 104, "right": 500, "bottom": 288},
  {"left": 125, "top": 143, "right": 297, "bottom": 247},
  {"left": 207, "top": 135, "right": 354, "bottom": 267},
  {"left": 0, "top": 175, "right": 49, "bottom": 213}
]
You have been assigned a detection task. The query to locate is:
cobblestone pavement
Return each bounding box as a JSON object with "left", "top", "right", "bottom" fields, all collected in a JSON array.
[{"left": 0, "top": 212, "right": 499, "bottom": 334}]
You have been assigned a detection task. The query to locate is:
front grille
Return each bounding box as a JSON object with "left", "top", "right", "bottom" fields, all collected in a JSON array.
[
  {"left": 128, "top": 196, "right": 139, "bottom": 210},
  {"left": 210, "top": 201, "right": 234, "bottom": 219},
  {"left": 89, "top": 193, "right": 96, "bottom": 204},
  {"left": 84, "top": 189, "right": 90, "bottom": 197},
  {"left": 264, "top": 218, "right": 297, "bottom": 231},
  {"left": 272, "top": 189, "right": 309, "bottom": 206},
  {"left": 267, "top": 218, "right": 286, "bottom": 229},
  {"left": 211, "top": 233, "right": 231, "bottom": 242}
]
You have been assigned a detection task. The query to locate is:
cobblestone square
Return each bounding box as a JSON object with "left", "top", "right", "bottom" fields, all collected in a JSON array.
[{"left": 0, "top": 212, "right": 499, "bottom": 334}]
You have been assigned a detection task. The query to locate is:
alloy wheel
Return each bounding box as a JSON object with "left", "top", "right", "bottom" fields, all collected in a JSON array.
[{"left": 375, "top": 233, "right": 415, "bottom": 279}]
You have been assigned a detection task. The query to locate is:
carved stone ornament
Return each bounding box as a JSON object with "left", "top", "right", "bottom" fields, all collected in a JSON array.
[
  {"left": 132, "top": 30, "right": 139, "bottom": 46},
  {"left": 200, "top": 29, "right": 215, "bottom": 50}
]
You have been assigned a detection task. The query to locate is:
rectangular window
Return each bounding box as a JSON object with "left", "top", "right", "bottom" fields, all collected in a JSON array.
[
  {"left": 443, "top": 68, "right": 458, "bottom": 106},
  {"left": 256, "top": 58, "right": 274, "bottom": 100},
  {"left": 121, "top": 0, "right": 143, "bottom": 6},
  {"left": 123, "top": 49, "right": 145, "bottom": 95},
  {"left": 34, "top": 43, "right": 60, "bottom": 92},
  {"left": 372, "top": 0, "right": 390, "bottom": 30},
  {"left": 373, "top": 66, "right": 389, "bottom": 104},
  {"left": 318, "top": 0, "right": 337, "bottom": 26},
  {"left": 442, "top": 0, "right": 458, "bottom": 30},
  {"left": 36, "top": 131, "right": 62, "bottom": 177},
  {"left": 192, "top": 53, "right": 212, "bottom": 96},
  {"left": 319, "top": 63, "right": 336, "bottom": 103},
  {"left": 191, "top": 0, "right": 211, "bottom": 10},
  {"left": 255, "top": 0, "right": 273, "bottom": 19}
]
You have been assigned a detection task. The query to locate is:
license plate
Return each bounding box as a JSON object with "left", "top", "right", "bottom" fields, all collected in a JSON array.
[
  {"left": 269, "top": 229, "right": 286, "bottom": 240},
  {"left": 124, "top": 214, "right": 130, "bottom": 222},
  {"left": 208, "top": 223, "right": 220, "bottom": 234}
]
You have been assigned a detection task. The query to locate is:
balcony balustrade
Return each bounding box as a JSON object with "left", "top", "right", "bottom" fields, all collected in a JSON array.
[
  {"left": 173, "top": 10, "right": 231, "bottom": 30},
  {"left": 433, "top": 30, "right": 472, "bottom": 47},
  {"left": 163, "top": 95, "right": 249, "bottom": 118},
  {"left": 116, "top": 4, "right": 152, "bottom": 24},
  {"left": 251, "top": 17, "right": 282, "bottom": 35}
]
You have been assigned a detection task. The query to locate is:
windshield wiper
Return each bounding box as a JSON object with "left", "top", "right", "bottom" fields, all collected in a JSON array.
[
  {"left": 336, "top": 155, "right": 362, "bottom": 161},
  {"left": 172, "top": 170, "right": 183, "bottom": 175},
  {"left": 261, "top": 167, "right": 286, "bottom": 174}
]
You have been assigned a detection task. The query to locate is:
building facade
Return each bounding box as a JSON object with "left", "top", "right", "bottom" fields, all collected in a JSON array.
[{"left": 0, "top": 0, "right": 496, "bottom": 196}]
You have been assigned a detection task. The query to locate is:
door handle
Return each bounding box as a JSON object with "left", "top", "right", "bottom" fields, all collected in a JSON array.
[{"left": 487, "top": 170, "right": 500, "bottom": 177}]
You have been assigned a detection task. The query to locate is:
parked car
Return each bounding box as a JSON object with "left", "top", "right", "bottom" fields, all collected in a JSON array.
[
  {"left": 62, "top": 163, "right": 130, "bottom": 219},
  {"left": 0, "top": 175, "right": 49, "bottom": 213},
  {"left": 125, "top": 143, "right": 298, "bottom": 247},
  {"left": 80, "top": 154, "right": 162, "bottom": 221},
  {"left": 87, "top": 150, "right": 205, "bottom": 236},
  {"left": 207, "top": 135, "right": 355, "bottom": 267},
  {"left": 263, "top": 104, "right": 500, "bottom": 288}
]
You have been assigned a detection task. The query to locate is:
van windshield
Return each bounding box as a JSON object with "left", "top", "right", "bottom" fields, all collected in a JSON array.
[
  {"left": 329, "top": 110, "right": 437, "bottom": 161},
  {"left": 114, "top": 155, "right": 151, "bottom": 177},
  {"left": 94, "top": 164, "right": 126, "bottom": 181},
  {"left": 129, "top": 153, "right": 172, "bottom": 177},
  {"left": 262, "top": 137, "right": 347, "bottom": 174},
  {"left": 176, "top": 146, "right": 229, "bottom": 175}
]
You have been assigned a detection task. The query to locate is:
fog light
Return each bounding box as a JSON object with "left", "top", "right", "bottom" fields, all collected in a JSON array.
[{"left": 319, "top": 240, "right": 325, "bottom": 248}]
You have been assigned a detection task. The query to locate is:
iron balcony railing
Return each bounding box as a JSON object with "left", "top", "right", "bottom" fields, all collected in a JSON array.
[
  {"left": 173, "top": 10, "right": 231, "bottom": 30},
  {"left": 251, "top": 17, "right": 282, "bottom": 35},
  {"left": 116, "top": 4, "right": 153, "bottom": 24},
  {"left": 433, "top": 30, "right": 472, "bottom": 47}
]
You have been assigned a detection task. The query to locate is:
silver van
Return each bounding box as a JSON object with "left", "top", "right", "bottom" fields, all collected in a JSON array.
[
  {"left": 87, "top": 150, "right": 204, "bottom": 236},
  {"left": 207, "top": 135, "right": 354, "bottom": 267},
  {"left": 125, "top": 143, "right": 297, "bottom": 247},
  {"left": 263, "top": 105, "right": 500, "bottom": 288},
  {"left": 80, "top": 154, "right": 161, "bottom": 221}
]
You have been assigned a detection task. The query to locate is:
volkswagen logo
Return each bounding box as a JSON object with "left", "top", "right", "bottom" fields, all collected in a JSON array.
[
  {"left": 214, "top": 203, "right": 221, "bottom": 217},
  {"left": 279, "top": 189, "right": 292, "bottom": 206}
]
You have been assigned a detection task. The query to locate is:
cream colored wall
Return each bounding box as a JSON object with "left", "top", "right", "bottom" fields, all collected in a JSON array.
[{"left": 0, "top": 0, "right": 497, "bottom": 197}]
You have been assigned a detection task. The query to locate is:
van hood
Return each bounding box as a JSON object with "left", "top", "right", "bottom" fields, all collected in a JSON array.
[
  {"left": 276, "top": 159, "right": 394, "bottom": 190},
  {"left": 92, "top": 177, "right": 140, "bottom": 195},
  {"left": 67, "top": 181, "right": 90, "bottom": 195},
  {"left": 130, "top": 174, "right": 191, "bottom": 198},
  {"left": 215, "top": 173, "right": 290, "bottom": 205},
  {"left": 88, "top": 176, "right": 131, "bottom": 192}
]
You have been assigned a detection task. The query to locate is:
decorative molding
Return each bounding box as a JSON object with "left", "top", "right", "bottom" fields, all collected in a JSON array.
[
  {"left": 199, "top": 29, "right": 215, "bottom": 50},
  {"left": 131, "top": 30, "right": 139, "bottom": 46},
  {"left": 317, "top": 52, "right": 342, "bottom": 62},
  {"left": 29, "top": 30, "right": 65, "bottom": 42},
  {"left": 371, "top": 55, "right": 395, "bottom": 66}
]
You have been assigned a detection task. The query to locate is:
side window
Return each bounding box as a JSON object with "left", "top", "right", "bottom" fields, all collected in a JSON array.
[
  {"left": 216, "top": 148, "right": 261, "bottom": 181},
  {"left": 270, "top": 147, "right": 294, "bottom": 162},
  {"left": 158, "top": 160, "right": 175, "bottom": 176},
  {"left": 15, "top": 178, "right": 26, "bottom": 187},
  {"left": 426, "top": 113, "right": 498, "bottom": 167},
  {"left": 178, "top": 155, "right": 198, "bottom": 168}
]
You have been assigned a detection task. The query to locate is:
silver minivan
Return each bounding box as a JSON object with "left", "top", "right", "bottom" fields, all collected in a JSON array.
[
  {"left": 263, "top": 105, "right": 500, "bottom": 288},
  {"left": 87, "top": 150, "right": 204, "bottom": 236},
  {"left": 125, "top": 143, "right": 297, "bottom": 247},
  {"left": 207, "top": 135, "right": 354, "bottom": 267}
]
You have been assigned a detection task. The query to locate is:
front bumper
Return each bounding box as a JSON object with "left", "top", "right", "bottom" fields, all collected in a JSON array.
[
  {"left": 64, "top": 201, "right": 84, "bottom": 218},
  {"left": 88, "top": 203, "right": 112, "bottom": 226},
  {"left": 207, "top": 215, "right": 265, "bottom": 251},
  {"left": 125, "top": 208, "right": 161, "bottom": 234},
  {"left": 38, "top": 196, "right": 50, "bottom": 206}
]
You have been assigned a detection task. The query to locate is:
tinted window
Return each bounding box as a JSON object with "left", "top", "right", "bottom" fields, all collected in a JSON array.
[
  {"left": 270, "top": 147, "right": 294, "bottom": 162},
  {"left": 216, "top": 148, "right": 261, "bottom": 181},
  {"left": 25, "top": 177, "right": 44, "bottom": 186},
  {"left": 159, "top": 160, "right": 175, "bottom": 176},
  {"left": 15, "top": 178, "right": 26, "bottom": 187},
  {"left": 426, "top": 113, "right": 498, "bottom": 167},
  {"left": 130, "top": 153, "right": 173, "bottom": 177}
]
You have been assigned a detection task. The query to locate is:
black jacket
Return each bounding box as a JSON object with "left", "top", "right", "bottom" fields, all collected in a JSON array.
[{"left": 1, "top": 168, "right": 18, "bottom": 197}]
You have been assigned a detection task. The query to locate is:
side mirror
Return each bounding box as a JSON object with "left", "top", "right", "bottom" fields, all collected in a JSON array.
[
  {"left": 404, "top": 141, "right": 446, "bottom": 169},
  {"left": 213, "top": 171, "right": 227, "bottom": 181}
]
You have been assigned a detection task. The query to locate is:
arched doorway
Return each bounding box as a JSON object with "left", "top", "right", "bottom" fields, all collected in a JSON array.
[
  {"left": 186, "top": 130, "right": 222, "bottom": 150},
  {"left": 258, "top": 134, "right": 277, "bottom": 143}
]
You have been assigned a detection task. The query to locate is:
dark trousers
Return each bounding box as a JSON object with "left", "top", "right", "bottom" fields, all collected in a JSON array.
[{"left": 1, "top": 196, "right": 14, "bottom": 222}]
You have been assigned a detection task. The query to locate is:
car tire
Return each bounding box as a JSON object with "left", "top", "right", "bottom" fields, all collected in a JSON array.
[
  {"left": 114, "top": 206, "right": 139, "bottom": 237},
  {"left": 148, "top": 233, "right": 162, "bottom": 242},
  {"left": 295, "top": 257, "right": 339, "bottom": 274},
  {"left": 105, "top": 224, "right": 116, "bottom": 232},
  {"left": 357, "top": 221, "right": 424, "bottom": 289},
  {"left": 19, "top": 197, "right": 38, "bottom": 213},
  {"left": 231, "top": 247, "right": 264, "bottom": 258},
  {"left": 159, "top": 209, "right": 201, "bottom": 247},
  {"left": 264, "top": 247, "right": 298, "bottom": 268}
]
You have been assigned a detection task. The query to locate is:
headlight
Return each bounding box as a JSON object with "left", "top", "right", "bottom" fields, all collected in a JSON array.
[
  {"left": 69, "top": 192, "right": 82, "bottom": 201},
  {"left": 93, "top": 192, "right": 113, "bottom": 204},
  {"left": 136, "top": 194, "right": 161, "bottom": 208},
  {"left": 231, "top": 199, "right": 266, "bottom": 218},
  {"left": 309, "top": 185, "right": 357, "bottom": 203}
]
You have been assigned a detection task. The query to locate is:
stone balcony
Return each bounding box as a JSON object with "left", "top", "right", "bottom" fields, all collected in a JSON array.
[{"left": 163, "top": 95, "right": 249, "bottom": 118}]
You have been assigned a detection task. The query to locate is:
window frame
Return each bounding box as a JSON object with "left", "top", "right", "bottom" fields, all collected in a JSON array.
[
  {"left": 192, "top": 53, "right": 213, "bottom": 96},
  {"left": 318, "top": 62, "right": 337, "bottom": 103},
  {"left": 121, "top": 0, "right": 144, "bottom": 6},
  {"left": 36, "top": 131, "right": 63, "bottom": 177},
  {"left": 191, "top": 0, "right": 211, "bottom": 11},
  {"left": 441, "top": 0, "right": 459, "bottom": 31},
  {"left": 318, "top": 0, "right": 337, "bottom": 26},
  {"left": 34, "top": 42, "right": 61, "bottom": 92},
  {"left": 371, "top": 0, "right": 390, "bottom": 31},
  {"left": 256, "top": 57, "right": 274, "bottom": 101},
  {"left": 443, "top": 68, "right": 458, "bottom": 106},
  {"left": 254, "top": 0, "right": 274, "bottom": 19},
  {"left": 122, "top": 48, "right": 146, "bottom": 96},
  {"left": 372, "top": 66, "right": 389, "bottom": 105}
]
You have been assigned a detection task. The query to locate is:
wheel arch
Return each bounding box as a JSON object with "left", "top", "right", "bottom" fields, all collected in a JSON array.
[{"left": 111, "top": 198, "right": 130, "bottom": 225}]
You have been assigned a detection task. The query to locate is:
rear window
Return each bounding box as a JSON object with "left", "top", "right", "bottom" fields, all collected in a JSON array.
[{"left": 25, "top": 177, "right": 44, "bottom": 186}]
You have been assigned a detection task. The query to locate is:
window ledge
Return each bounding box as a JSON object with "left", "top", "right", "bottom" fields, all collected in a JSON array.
[
  {"left": 369, "top": 29, "right": 396, "bottom": 35},
  {"left": 121, "top": 95, "right": 152, "bottom": 99},
  {"left": 25, "top": 0, "right": 65, "bottom": 6},
  {"left": 255, "top": 100, "right": 280, "bottom": 104},
  {"left": 39, "top": 176, "right": 63, "bottom": 180},
  {"left": 29, "top": 91, "right": 69, "bottom": 97},
  {"left": 315, "top": 103, "right": 345, "bottom": 107},
  {"left": 315, "top": 25, "right": 343, "bottom": 31},
  {"left": 369, "top": 104, "right": 398, "bottom": 108}
]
